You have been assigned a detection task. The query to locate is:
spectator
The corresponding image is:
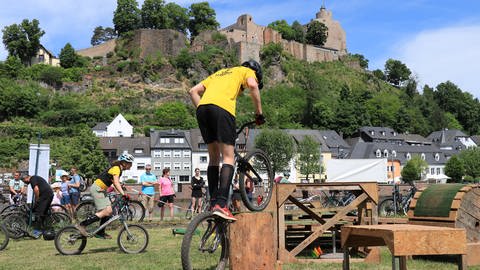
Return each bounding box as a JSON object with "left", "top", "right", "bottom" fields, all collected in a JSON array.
[
  {"left": 280, "top": 172, "right": 291, "bottom": 183},
  {"left": 140, "top": 164, "right": 157, "bottom": 222},
  {"left": 51, "top": 182, "right": 62, "bottom": 212},
  {"left": 21, "top": 174, "right": 54, "bottom": 238},
  {"left": 9, "top": 171, "right": 25, "bottom": 204},
  {"left": 60, "top": 172, "right": 72, "bottom": 217},
  {"left": 158, "top": 168, "right": 175, "bottom": 221},
  {"left": 68, "top": 167, "right": 81, "bottom": 210},
  {"left": 190, "top": 168, "right": 205, "bottom": 214}
]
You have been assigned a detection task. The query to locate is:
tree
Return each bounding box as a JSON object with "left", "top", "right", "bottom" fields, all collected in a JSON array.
[
  {"left": 188, "top": 2, "right": 219, "bottom": 38},
  {"left": 2, "top": 19, "right": 45, "bottom": 65},
  {"left": 296, "top": 135, "right": 321, "bottom": 181},
  {"left": 0, "top": 55, "right": 24, "bottom": 78},
  {"left": 154, "top": 101, "right": 196, "bottom": 128},
  {"left": 384, "top": 59, "right": 411, "bottom": 86},
  {"left": 372, "top": 69, "right": 385, "bottom": 80},
  {"left": 268, "top": 20, "right": 295, "bottom": 40},
  {"left": 291, "top": 20, "right": 305, "bottom": 43},
  {"left": 254, "top": 129, "right": 295, "bottom": 174},
  {"left": 401, "top": 156, "right": 428, "bottom": 184},
  {"left": 305, "top": 21, "right": 328, "bottom": 46},
  {"left": 350, "top": 53, "right": 369, "bottom": 69},
  {"left": 164, "top": 3, "right": 189, "bottom": 34},
  {"left": 141, "top": 0, "right": 166, "bottom": 29},
  {"left": 458, "top": 148, "right": 480, "bottom": 179},
  {"left": 59, "top": 43, "right": 78, "bottom": 68},
  {"left": 113, "top": 0, "right": 141, "bottom": 36},
  {"left": 444, "top": 155, "right": 464, "bottom": 183},
  {"left": 91, "top": 26, "right": 117, "bottom": 46}
]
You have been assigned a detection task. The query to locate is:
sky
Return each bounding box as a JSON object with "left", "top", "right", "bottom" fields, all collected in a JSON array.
[{"left": 1, "top": 0, "right": 480, "bottom": 98}]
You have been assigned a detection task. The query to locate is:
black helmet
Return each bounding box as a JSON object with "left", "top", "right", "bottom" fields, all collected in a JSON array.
[
  {"left": 241, "top": 60, "right": 263, "bottom": 89},
  {"left": 43, "top": 230, "right": 56, "bottom": 241}
]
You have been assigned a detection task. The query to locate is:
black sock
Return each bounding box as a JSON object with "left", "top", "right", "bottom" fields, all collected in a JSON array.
[
  {"left": 80, "top": 214, "right": 100, "bottom": 227},
  {"left": 217, "top": 164, "right": 234, "bottom": 208},
  {"left": 207, "top": 166, "right": 219, "bottom": 204},
  {"left": 97, "top": 216, "right": 110, "bottom": 235}
]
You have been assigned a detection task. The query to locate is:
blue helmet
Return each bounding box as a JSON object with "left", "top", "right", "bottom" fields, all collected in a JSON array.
[{"left": 118, "top": 153, "right": 134, "bottom": 163}]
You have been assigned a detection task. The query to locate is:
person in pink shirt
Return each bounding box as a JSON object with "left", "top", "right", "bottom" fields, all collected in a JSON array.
[{"left": 158, "top": 168, "right": 175, "bottom": 220}]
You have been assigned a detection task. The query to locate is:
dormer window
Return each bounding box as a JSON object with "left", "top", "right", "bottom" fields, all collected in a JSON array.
[
  {"left": 392, "top": 150, "right": 397, "bottom": 157},
  {"left": 435, "top": 153, "right": 440, "bottom": 161},
  {"left": 370, "top": 131, "right": 375, "bottom": 136},
  {"left": 375, "top": 149, "right": 381, "bottom": 158},
  {"left": 381, "top": 131, "right": 385, "bottom": 136},
  {"left": 383, "top": 150, "right": 389, "bottom": 158},
  {"left": 406, "top": 153, "right": 411, "bottom": 160},
  {"left": 421, "top": 153, "right": 426, "bottom": 160}
]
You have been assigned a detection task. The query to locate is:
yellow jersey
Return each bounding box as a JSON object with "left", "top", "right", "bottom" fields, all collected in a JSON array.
[{"left": 198, "top": 66, "right": 257, "bottom": 116}]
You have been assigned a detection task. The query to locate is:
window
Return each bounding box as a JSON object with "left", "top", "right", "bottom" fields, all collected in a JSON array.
[
  {"left": 392, "top": 150, "right": 397, "bottom": 157},
  {"left": 137, "top": 163, "right": 145, "bottom": 170},
  {"left": 164, "top": 162, "right": 171, "bottom": 169},
  {"left": 381, "top": 131, "right": 385, "bottom": 136},
  {"left": 179, "top": 175, "right": 190, "bottom": 183},
  {"left": 160, "top": 138, "right": 170, "bottom": 143},
  {"left": 370, "top": 130, "right": 375, "bottom": 136},
  {"left": 200, "top": 156, "right": 208, "bottom": 163},
  {"left": 430, "top": 168, "right": 435, "bottom": 175},
  {"left": 163, "top": 150, "right": 171, "bottom": 158},
  {"left": 153, "top": 150, "right": 161, "bottom": 157},
  {"left": 198, "top": 143, "right": 207, "bottom": 149},
  {"left": 38, "top": 54, "right": 45, "bottom": 62},
  {"left": 118, "top": 131, "right": 123, "bottom": 137},
  {"left": 406, "top": 153, "right": 411, "bottom": 160},
  {"left": 435, "top": 153, "right": 440, "bottom": 161},
  {"left": 134, "top": 148, "right": 143, "bottom": 154},
  {"left": 154, "top": 162, "right": 161, "bottom": 170},
  {"left": 183, "top": 150, "right": 191, "bottom": 158},
  {"left": 375, "top": 149, "right": 381, "bottom": 158},
  {"left": 383, "top": 150, "right": 388, "bottom": 158},
  {"left": 421, "top": 153, "right": 426, "bottom": 160},
  {"left": 183, "top": 162, "right": 191, "bottom": 170},
  {"left": 173, "top": 162, "right": 181, "bottom": 170},
  {"left": 173, "top": 150, "right": 181, "bottom": 158},
  {"left": 436, "top": 168, "right": 441, "bottom": 175},
  {"left": 174, "top": 138, "right": 184, "bottom": 143},
  {"left": 237, "top": 144, "right": 246, "bottom": 150}
]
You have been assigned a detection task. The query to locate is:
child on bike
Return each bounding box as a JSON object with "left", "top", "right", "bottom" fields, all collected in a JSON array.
[
  {"left": 76, "top": 153, "right": 133, "bottom": 239},
  {"left": 189, "top": 59, "right": 265, "bottom": 221}
]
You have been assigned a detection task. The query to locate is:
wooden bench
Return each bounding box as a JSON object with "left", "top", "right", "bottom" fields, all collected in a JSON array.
[{"left": 341, "top": 224, "right": 467, "bottom": 270}]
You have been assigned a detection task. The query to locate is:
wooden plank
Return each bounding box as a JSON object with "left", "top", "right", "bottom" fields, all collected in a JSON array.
[
  {"left": 276, "top": 184, "right": 297, "bottom": 206},
  {"left": 408, "top": 219, "right": 456, "bottom": 227},
  {"left": 466, "top": 242, "right": 480, "bottom": 266},
  {"left": 288, "top": 195, "right": 327, "bottom": 224},
  {"left": 289, "top": 193, "right": 369, "bottom": 257},
  {"left": 229, "top": 212, "right": 276, "bottom": 270},
  {"left": 359, "top": 183, "right": 379, "bottom": 204}
]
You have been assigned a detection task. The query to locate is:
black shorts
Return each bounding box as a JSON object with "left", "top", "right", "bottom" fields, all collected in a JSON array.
[
  {"left": 191, "top": 189, "right": 203, "bottom": 198},
  {"left": 158, "top": 195, "right": 175, "bottom": 207},
  {"left": 196, "top": 104, "right": 236, "bottom": 145}
]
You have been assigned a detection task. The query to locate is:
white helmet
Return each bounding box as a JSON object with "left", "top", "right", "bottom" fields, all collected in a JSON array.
[{"left": 118, "top": 153, "right": 134, "bottom": 163}]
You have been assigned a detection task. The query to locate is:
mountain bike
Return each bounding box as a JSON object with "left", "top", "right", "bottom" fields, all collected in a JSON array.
[
  {"left": 378, "top": 184, "right": 417, "bottom": 217},
  {"left": 54, "top": 195, "right": 149, "bottom": 255},
  {"left": 0, "top": 224, "right": 9, "bottom": 251},
  {"left": 185, "top": 191, "right": 209, "bottom": 220},
  {"left": 1, "top": 205, "right": 71, "bottom": 239},
  {"left": 0, "top": 194, "right": 68, "bottom": 218},
  {"left": 181, "top": 121, "right": 274, "bottom": 270}
]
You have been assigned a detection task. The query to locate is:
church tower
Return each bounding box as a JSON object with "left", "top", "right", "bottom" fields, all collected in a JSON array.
[{"left": 312, "top": 2, "right": 347, "bottom": 54}]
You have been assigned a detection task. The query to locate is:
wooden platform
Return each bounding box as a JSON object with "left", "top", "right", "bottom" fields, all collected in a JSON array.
[{"left": 341, "top": 224, "right": 467, "bottom": 270}]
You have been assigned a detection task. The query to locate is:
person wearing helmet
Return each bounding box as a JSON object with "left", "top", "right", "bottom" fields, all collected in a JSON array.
[
  {"left": 76, "top": 152, "right": 133, "bottom": 239},
  {"left": 189, "top": 59, "right": 265, "bottom": 221}
]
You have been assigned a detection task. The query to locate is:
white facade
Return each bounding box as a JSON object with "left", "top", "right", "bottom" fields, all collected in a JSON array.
[
  {"left": 191, "top": 152, "right": 209, "bottom": 179},
  {"left": 93, "top": 114, "right": 133, "bottom": 137},
  {"left": 120, "top": 156, "right": 153, "bottom": 183}
]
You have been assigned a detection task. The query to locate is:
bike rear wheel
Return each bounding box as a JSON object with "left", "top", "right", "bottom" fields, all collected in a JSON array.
[
  {"left": 238, "top": 149, "right": 274, "bottom": 211},
  {"left": 54, "top": 225, "right": 87, "bottom": 255},
  {"left": 127, "top": 200, "right": 145, "bottom": 222},
  {"left": 181, "top": 212, "right": 229, "bottom": 270},
  {"left": 75, "top": 201, "right": 96, "bottom": 221},
  {"left": 0, "top": 224, "right": 9, "bottom": 251},
  {"left": 44, "top": 212, "right": 72, "bottom": 233},
  {"left": 378, "top": 198, "right": 402, "bottom": 217},
  {"left": 117, "top": 224, "right": 149, "bottom": 254}
]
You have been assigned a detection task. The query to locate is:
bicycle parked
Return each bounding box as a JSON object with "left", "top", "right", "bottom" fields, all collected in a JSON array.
[
  {"left": 378, "top": 184, "right": 417, "bottom": 217},
  {"left": 0, "top": 194, "right": 69, "bottom": 218},
  {"left": 54, "top": 195, "right": 149, "bottom": 255},
  {"left": 181, "top": 121, "right": 274, "bottom": 270},
  {"left": 0, "top": 224, "right": 9, "bottom": 251}
]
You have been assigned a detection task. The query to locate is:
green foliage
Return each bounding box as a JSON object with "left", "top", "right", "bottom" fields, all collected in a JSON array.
[
  {"left": 268, "top": 20, "right": 295, "bottom": 41},
  {"left": 305, "top": 21, "right": 328, "bottom": 46},
  {"left": 38, "top": 65, "right": 64, "bottom": 88},
  {"left": 62, "top": 67, "right": 86, "bottom": 82},
  {"left": 113, "top": 0, "right": 141, "bottom": 36},
  {"left": 0, "top": 55, "right": 24, "bottom": 78},
  {"left": 188, "top": 2, "right": 219, "bottom": 38},
  {"left": 401, "top": 156, "right": 428, "bottom": 183},
  {"left": 254, "top": 129, "right": 295, "bottom": 174},
  {"left": 349, "top": 53, "right": 369, "bottom": 69},
  {"left": 141, "top": 0, "right": 167, "bottom": 29},
  {"left": 458, "top": 148, "right": 480, "bottom": 179},
  {"left": 59, "top": 43, "right": 78, "bottom": 68},
  {"left": 164, "top": 3, "right": 189, "bottom": 34},
  {"left": 296, "top": 135, "right": 321, "bottom": 181},
  {"left": 260, "top": 43, "right": 284, "bottom": 67},
  {"left": 0, "top": 78, "right": 46, "bottom": 120},
  {"left": 2, "top": 18, "right": 45, "bottom": 65},
  {"left": 141, "top": 52, "right": 165, "bottom": 81},
  {"left": 154, "top": 101, "right": 196, "bottom": 128},
  {"left": 171, "top": 48, "right": 193, "bottom": 75},
  {"left": 291, "top": 21, "right": 305, "bottom": 43},
  {"left": 384, "top": 59, "right": 411, "bottom": 86},
  {"left": 444, "top": 155, "right": 464, "bottom": 183},
  {"left": 372, "top": 69, "right": 385, "bottom": 80}
]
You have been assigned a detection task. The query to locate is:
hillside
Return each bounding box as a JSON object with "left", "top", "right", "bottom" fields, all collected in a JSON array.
[{"left": 1, "top": 37, "right": 479, "bottom": 172}]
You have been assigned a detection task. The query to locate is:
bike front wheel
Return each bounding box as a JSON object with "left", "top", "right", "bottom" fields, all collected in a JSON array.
[
  {"left": 54, "top": 225, "right": 87, "bottom": 255},
  {"left": 127, "top": 200, "right": 145, "bottom": 222},
  {"left": 1, "top": 211, "right": 27, "bottom": 239},
  {"left": 181, "top": 212, "right": 229, "bottom": 270},
  {"left": 117, "top": 224, "right": 149, "bottom": 254},
  {"left": 238, "top": 149, "right": 274, "bottom": 211},
  {"left": 0, "top": 224, "right": 9, "bottom": 251},
  {"left": 378, "top": 198, "right": 402, "bottom": 217}
]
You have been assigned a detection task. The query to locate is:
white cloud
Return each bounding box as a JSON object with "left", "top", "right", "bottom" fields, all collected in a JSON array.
[{"left": 396, "top": 25, "right": 480, "bottom": 98}]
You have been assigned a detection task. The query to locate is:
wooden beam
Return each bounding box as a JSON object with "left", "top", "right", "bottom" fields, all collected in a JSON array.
[
  {"left": 358, "top": 183, "right": 379, "bottom": 204},
  {"left": 288, "top": 195, "right": 326, "bottom": 224},
  {"left": 276, "top": 184, "right": 297, "bottom": 206}
]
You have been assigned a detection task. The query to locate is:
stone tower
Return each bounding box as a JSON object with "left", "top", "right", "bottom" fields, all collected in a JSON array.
[{"left": 312, "top": 4, "right": 347, "bottom": 53}]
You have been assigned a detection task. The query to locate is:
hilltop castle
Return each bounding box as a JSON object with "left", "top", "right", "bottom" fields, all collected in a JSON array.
[{"left": 78, "top": 6, "right": 347, "bottom": 64}]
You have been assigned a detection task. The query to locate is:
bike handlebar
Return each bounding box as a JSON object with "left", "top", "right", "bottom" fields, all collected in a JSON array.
[{"left": 236, "top": 121, "right": 257, "bottom": 135}]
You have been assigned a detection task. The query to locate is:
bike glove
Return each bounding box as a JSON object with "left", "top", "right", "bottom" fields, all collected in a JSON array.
[
  {"left": 255, "top": 114, "right": 266, "bottom": 125},
  {"left": 122, "top": 194, "right": 130, "bottom": 201}
]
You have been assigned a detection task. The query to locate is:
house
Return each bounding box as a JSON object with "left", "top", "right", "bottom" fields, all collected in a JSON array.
[
  {"left": 31, "top": 44, "right": 60, "bottom": 66},
  {"left": 427, "top": 129, "right": 477, "bottom": 157},
  {"left": 98, "top": 136, "right": 151, "bottom": 183},
  {"left": 92, "top": 114, "right": 133, "bottom": 137},
  {"left": 189, "top": 129, "right": 209, "bottom": 179},
  {"left": 318, "top": 130, "right": 351, "bottom": 159},
  {"left": 150, "top": 129, "right": 192, "bottom": 191},
  {"left": 471, "top": 135, "right": 480, "bottom": 146}
]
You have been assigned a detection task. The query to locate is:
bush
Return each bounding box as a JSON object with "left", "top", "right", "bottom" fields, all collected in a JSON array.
[
  {"left": 63, "top": 67, "right": 86, "bottom": 82},
  {"left": 124, "top": 179, "right": 137, "bottom": 184}
]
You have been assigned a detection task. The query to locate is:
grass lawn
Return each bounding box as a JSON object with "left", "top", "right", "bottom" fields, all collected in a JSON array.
[{"left": 0, "top": 220, "right": 478, "bottom": 270}]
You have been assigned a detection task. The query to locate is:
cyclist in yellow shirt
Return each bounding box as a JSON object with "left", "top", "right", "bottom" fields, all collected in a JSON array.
[{"left": 189, "top": 60, "right": 265, "bottom": 220}]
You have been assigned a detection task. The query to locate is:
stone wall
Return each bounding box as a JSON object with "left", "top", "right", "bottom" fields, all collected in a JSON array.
[
  {"left": 77, "top": 39, "right": 116, "bottom": 58},
  {"left": 131, "top": 29, "right": 188, "bottom": 59}
]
